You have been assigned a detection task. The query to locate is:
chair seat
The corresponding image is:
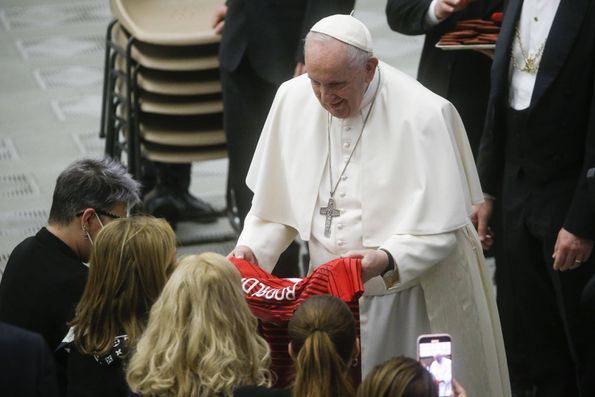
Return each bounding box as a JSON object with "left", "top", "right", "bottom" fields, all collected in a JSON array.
[
  {"left": 114, "top": 24, "right": 219, "bottom": 71},
  {"left": 143, "top": 144, "right": 227, "bottom": 163},
  {"left": 139, "top": 91, "right": 223, "bottom": 115},
  {"left": 142, "top": 127, "right": 225, "bottom": 146},
  {"left": 111, "top": 0, "right": 221, "bottom": 45},
  {"left": 137, "top": 68, "right": 222, "bottom": 96}
]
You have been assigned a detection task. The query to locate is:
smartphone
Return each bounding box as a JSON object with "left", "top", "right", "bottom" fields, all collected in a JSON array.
[{"left": 417, "top": 333, "right": 453, "bottom": 397}]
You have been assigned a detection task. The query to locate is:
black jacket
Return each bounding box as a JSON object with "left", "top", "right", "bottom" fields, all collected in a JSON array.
[
  {"left": 477, "top": 0, "right": 595, "bottom": 238},
  {"left": 386, "top": 0, "right": 502, "bottom": 155},
  {"left": 219, "top": 0, "right": 355, "bottom": 84}
]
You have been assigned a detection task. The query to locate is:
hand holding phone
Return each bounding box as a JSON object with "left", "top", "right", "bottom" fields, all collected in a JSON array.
[{"left": 417, "top": 333, "right": 453, "bottom": 397}]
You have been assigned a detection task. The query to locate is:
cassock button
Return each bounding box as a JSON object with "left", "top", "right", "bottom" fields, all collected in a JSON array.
[
  {"left": 343, "top": 142, "right": 351, "bottom": 149},
  {"left": 341, "top": 175, "right": 348, "bottom": 181},
  {"left": 345, "top": 126, "right": 352, "bottom": 131},
  {"left": 337, "top": 223, "right": 344, "bottom": 229},
  {"left": 340, "top": 192, "right": 346, "bottom": 197},
  {"left": 338, "top": 240, "right": 345, "bottom": 246}
]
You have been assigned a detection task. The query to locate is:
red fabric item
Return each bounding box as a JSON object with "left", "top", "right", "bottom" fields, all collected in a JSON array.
[{"left": 230, "top": 257, "right": 364, "bottom": 387}]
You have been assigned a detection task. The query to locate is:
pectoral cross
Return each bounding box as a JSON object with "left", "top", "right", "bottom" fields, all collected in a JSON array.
[{"left": 320, "top": 197, "right": 340, "bottom": 237}]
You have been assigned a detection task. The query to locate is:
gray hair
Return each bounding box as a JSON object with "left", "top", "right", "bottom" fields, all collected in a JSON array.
[
  {"left": 48, "top": 157, "right": 141, "bottom": 225},
  {"left": 305, "top": 31, "right": 373, "bottom": 69}
]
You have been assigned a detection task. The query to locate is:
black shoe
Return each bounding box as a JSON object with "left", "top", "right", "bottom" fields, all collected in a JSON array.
[
  {"left": 143, "top": 189, "right": 218, "bottom": 228},
  {"left": 179, "top": 192, "right": 219, "bottom": 222}
]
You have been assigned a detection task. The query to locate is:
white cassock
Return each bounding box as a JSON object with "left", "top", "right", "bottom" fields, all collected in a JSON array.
[{"left": 238, "top": 61, "right": 511, "bottom": 397}]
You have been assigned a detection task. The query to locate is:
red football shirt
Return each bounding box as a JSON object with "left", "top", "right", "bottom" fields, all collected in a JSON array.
[{"left": 230, "top": 257, "right": 364, "bottom": 387}]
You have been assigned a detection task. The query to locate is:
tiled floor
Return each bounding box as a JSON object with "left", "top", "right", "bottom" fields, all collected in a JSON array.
[{"left": 0, "top": 0, "right": 424, "bottom": 275}]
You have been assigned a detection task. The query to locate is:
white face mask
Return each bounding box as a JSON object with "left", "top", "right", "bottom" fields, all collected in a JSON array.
[{"left": 84, "top": 212, "right": 105, "bottom": 245}]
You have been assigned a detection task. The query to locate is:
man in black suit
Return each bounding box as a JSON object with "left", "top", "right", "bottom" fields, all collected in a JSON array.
[
  {"left": 0, "top": 322, "right": 59, "bottom": 396},
  {"left": 386, "top": 0, "right": 502, "bottom": 157},
  {"left": 213, "top": 0, "right": 355, "bottom": 231},
  {"left": 474, "top": 1, "right": 595, "bottom": 396}
]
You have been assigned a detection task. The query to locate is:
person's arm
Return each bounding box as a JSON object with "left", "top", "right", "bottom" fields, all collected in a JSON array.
[
  {"left": 386, "top": 0, "right": 434, "bottom": 35},
  {"left": 344, "top": 232, "right": 457, "bottom": 286},
  {"left": 387, "top": 0, "right": 473, "bottom": 35},
  {"left": 554, "top": 70, "right": 595, "bottom": 270},
  {"left": 233, "top": 213, "right": 298, "bottom": 272},
  {"left": 380, "top": 232, "right": 457, "bottom": 285}
]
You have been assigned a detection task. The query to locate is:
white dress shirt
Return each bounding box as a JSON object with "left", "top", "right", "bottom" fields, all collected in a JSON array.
[{"left": 508, "top": 0, "right": 560, "bottom": 109}]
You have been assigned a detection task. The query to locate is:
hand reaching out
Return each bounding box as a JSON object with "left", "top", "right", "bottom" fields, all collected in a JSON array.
[
  {"left": 212, "top": 4, "right": 227, "bottom": 34},
  {"left": 434, "top": 0, "right": 472, "bottom": 21},
  {"left": 228, "top": 245, "right": 258, "bottom": 264}
]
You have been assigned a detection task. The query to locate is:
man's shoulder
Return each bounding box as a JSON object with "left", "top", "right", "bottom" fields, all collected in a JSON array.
[
  {"left": 1, "top": 229, "right": 85, "bottom": 289},
  {"left": 2, "top": 234, "right": 43, "bottom": 275},
  {"left": 0, "top": 321, "right": 45, "bottom": 347}
]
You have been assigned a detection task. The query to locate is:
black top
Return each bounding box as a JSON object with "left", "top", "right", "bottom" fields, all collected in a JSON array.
[
  {"left": 0, "top": 227, "right": 88, "bottom": 350},
  {"left": 0, "top": 322, "right": 59, "bottom": 397},
  {"left": 66, "top": 335, "right": 129, "bottom": 397},
  {"left": 234, "top": 386, "right": 292, "bottom": 397}
]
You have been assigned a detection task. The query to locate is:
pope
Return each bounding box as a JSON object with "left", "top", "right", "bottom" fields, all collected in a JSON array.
[{"left": 229, "top": 14, "right": 511, "bottom": 397}]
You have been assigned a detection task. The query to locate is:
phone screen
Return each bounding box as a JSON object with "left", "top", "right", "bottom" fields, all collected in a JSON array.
[{"left": 417, "top": 334, "right": 452, "bottom": 397}]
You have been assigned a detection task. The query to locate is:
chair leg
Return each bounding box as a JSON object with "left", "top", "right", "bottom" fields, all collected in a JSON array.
[{"left": 100, "top": 19, "right": 118, "bottom": 139}]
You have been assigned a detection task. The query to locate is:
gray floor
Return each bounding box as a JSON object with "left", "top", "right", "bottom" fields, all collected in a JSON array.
[{"left": 0, "top": 0, "right": 424, "bottom": 276}]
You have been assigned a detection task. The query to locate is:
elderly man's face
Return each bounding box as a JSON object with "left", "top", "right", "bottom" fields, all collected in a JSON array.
[{"left": 305, "top": 39, "right": 377, "bottom": 119}]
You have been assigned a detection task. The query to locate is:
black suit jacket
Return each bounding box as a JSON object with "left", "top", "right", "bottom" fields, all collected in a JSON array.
[
  {"left": 0, "top": 322, "right": 59, "bottom": 397},
  {"left": 219, "top": 0, "right": 355, "bottom": 84},
  {"left": 386, "top": 0, "right": 502, "bottom": 155},
  {"left": 477, "top": 0, "right": 595, "bottom": 238}
]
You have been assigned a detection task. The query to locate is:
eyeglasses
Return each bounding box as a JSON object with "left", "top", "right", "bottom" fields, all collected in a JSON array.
[{"left": 76, "top": 209, "right": 122, "bottom": 220}]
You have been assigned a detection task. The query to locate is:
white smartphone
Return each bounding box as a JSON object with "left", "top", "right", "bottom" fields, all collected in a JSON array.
[{"left": 417, "top": 333, "right": 453, "bottom": 397}]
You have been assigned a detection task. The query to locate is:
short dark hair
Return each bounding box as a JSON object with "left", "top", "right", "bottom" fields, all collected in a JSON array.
[{"left": 48, "top": 158, "right": 140, "bottom": 225}]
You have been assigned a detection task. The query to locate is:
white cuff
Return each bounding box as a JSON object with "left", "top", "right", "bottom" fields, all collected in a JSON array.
[{"left": 424, "top": 0, "right": 442, "bottom": 27}]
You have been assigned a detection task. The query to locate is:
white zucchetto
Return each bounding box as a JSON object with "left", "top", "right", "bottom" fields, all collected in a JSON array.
[{"left": 309, "top": 14, "right": 373, "bottom": 53}]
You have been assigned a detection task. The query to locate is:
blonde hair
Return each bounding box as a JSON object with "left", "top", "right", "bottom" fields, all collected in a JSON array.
[
  {"left": 70, "top": 216, "right": 177, "bottom": 356},
  {"left": 356, "top": 356, "right": 438, "bottom": 397},
  {"left": 288, "top": 295, "right": 356, "bottom": 397},
  {"left": 127, "top": 252, "right": 272, "bottom": 397}
]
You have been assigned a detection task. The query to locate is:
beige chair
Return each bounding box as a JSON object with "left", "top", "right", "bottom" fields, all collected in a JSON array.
[{"left": 101, "top": 0, "right": 226, "bottom": 178}]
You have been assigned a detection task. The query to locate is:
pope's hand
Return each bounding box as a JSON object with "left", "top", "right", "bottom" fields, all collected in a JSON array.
[
  {"left": 212, "top": 4, "right": 227, "bottom": 34},
  {"left": 435, "top": 0, "right": 471, "bottom": 21},
  {"left": 228, "top": 245, "right": 258, "bottom": 264},
  {"left": 343, "top": 249, "right": 389, "bottom": 283},
  {"left": 552, "top": 228, "right": 594, "bottom": 271},
  {"left": 471, "top": 197, "right": 494, "bottom": 250}
]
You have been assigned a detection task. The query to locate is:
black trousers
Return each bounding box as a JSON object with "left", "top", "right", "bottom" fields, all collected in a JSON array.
[
  {"left": 221, "top": 57, "right": 300, "bottom": 277},
  {"left": 221, "top": 57, "right": 278, "bottom": 225},
  {"left": 499, "top": 108, "right": 595, "bottom": 397}
]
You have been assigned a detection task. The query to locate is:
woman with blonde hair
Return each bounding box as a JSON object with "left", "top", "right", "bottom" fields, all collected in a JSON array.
[
  {"left": 127, "top": 252, "right": 272, "bottom": 397},
  {"left": 65, "top": 216, "right": 177, "bottom": 397}
]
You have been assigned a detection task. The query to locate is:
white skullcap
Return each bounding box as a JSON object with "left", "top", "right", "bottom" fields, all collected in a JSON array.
[{"left": 310, "top": 14, "right": 373, "bottom": 53}]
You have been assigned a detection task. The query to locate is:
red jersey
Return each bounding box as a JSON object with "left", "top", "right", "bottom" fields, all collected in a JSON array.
[{"left": 230, "top": 257, "right": 364, "bottom": 387}]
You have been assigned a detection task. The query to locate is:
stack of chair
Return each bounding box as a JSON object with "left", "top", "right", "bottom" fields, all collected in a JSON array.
[{"left": 99, "top": 0, "right": 225, "bottom": 180}]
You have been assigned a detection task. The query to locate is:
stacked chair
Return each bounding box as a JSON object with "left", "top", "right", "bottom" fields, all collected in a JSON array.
[{"left": 99, "top": 0, "right": 225, "bottom": 182}]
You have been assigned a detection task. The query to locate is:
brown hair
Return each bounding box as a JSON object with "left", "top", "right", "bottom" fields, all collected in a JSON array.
[
  {"left": 356, "top": 356, "right": 438, "bottom": 397},
  {"left": 288, "top": 295, "right": 356, "bottom": 397},
  {"left": 70, "top": 216, "right": 177, "bottom": 356}
]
